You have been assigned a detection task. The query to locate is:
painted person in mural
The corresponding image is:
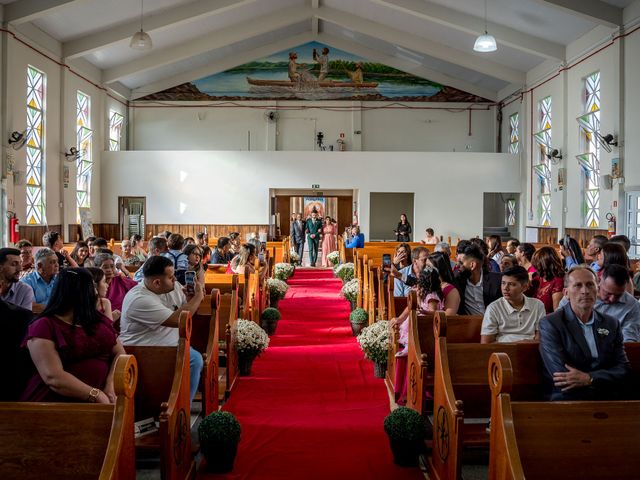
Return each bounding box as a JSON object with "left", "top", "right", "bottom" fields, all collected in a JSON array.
[
  {"left": 305, "top": 208, "right": 323, "bottom": 268},
  {"left": 313, "top": 47, "right": 330, "bottom": 81},
  {"left": 288, "top": 52, "right": 304, "bottom": 83}
]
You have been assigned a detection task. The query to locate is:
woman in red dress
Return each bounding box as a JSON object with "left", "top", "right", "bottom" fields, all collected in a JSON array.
[{"left": 531, "top": 246, "right": 565, "bottom": 313}]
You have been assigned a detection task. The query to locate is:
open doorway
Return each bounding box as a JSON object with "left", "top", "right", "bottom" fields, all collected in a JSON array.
[
  {"left": 369, "top": 192, "right": 414, "bottom": 241},
  {"left": 118, "top": 197, "right": 146, "bottom": 240},
  {"left": 483, "top": 193, "right": 519, "bottom": 241}
]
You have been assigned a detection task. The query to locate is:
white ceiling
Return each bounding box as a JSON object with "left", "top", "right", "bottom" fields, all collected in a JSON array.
[{"left": 2, "top": 0, "right": 637, "bottom": 101}]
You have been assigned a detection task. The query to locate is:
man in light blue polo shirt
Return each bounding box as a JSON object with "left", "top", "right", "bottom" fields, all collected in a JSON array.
[
  {"left": 20, "top": 248, "right": 58, "bottom": 305},
  {"left": 393, "top": 247, "right": 429, "bottom": 297}
]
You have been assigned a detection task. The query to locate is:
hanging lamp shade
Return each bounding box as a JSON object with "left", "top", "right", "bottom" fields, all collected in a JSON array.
[
  {"left": 474, "top": 32, "right": 497, "bottom": 52},
  {"left": 130, "top": 29, "right": 152, "bottom": 50}
]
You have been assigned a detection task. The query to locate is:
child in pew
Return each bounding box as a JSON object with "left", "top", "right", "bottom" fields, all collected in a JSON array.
[{"left": 480, "top": 266, "right": 545, "bottom": 344}]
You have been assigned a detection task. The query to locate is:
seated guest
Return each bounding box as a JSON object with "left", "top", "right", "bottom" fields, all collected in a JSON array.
[
  {"left": 531, "top": 246, "right": 565, "bottom": 313},
  {"left": 393, "top": 243, "right": 411, "bottom": 270},
  {"left": 0, "top": 248, "right": 34, "bottom": 310},
  {"left": 121, "top": 239, "right": 143, "bottom": 266},
  {"left": 228, "top": 232, "right": 241, "bottom": 257},
  {"left": 183, "top": 244, "right": 205, "bottom": 284},
  {"left": 345, "top": 226, "right": 365, "bottom": 249},
  {"left": 230, "top": 244, "right": 264, "bottom": 278},
  {"left": 20, "top": 268, "right": 124, "bottom": 403},
  {"left": 515, "top": 242, "right": 537, "bottom": 291},
  {"left": 540, "top": 265, "right": 631, "bottom": 401},
  {"left": 210, "top": 237, "right": 233, "bottom": 264},
  {"left": 184, "top": 236, "right": 196, "bottom": 246},
  {"left": 85, "top": 236, "right": 97, "bottom": 266},
  {"left": 92, "top": 238, "right": 125, "bottom": 272},
  {"left": 427, "top": 251, "right": 460, "bottom": 314},
  {"left": 420, "top": 227, "right": 438, "bottom": 245},
  {"left": 70, "top": 241, "right": 90, "bottom": 267},
  {"left": 565, "top": 234, "right": 606, "bottom": 272},
  {"left": 196, "top": 231, "right": 208, "bottom": 247},
  {"left": 499, "top": 254, "right": 517, "bottom": 272},
  {"left": 392, "top": 246, "right": 429, "bottom": 297},
  {"left": 481, "top": 266, "right": 545, "bottom": 343},
  {"left": 487, "top": 235, "right": 505, "bottom": 266},
  {"left": 119, "top": 256, "right": 204, "bottom": 403},
  {"left": 167, "top": 234, "right": 189, "bottom": 283},
  {"left": 21, "top": 248, "right": 59, "bottom": 305},
  {"left": 559, "top": 235, "right": 585, "bottom": 269},
  {"left": 505, "top": 239, "right": 520, "bottom": 255},
  {"left": 0, "top": 299, "right": 32, "bottom": 400},
  {"left": 160, "top": 230, "right": 172, "bottom": 239},
  {"left": 43, "top": 230, "right": 78, "bottom": 268},
  {"left": 470, "top": 237, "right": 500, "bottom": 273},
  {"left": 201, "top": 246, "right": 212, "bottom": 265},
  {"left": 94, "top": 253, "right": 137, "bottom": 313},
  {"left": 87, "top": 267, "right": 119, "bottom": 323},
  {"left": 609, "top": 234, "right": 631, "bottom": 253},
  {"left": 133, "top": 236, "right": 170, "bottom": 282},
  {"left": 130, "top": 234, "right": 147, "bottom": 259},
  {"left": 595, "top": 242, "right": 633, "bottom": 293},
  {"left": 558, "top": 264, "right": 640, "bottom": 342},
  {"left": 454, "top": 239, "right": 472, "bottom": 271},
  {"left": 16, "top": 239, "right": 35, "bottom": 279},
  {"left": 248, "top": 232, "right": 262, "bottom": 251},
  {"left": 454, "top": 245, "right": 502, "bottom": 315},
  {"left": 434, "top": 242, "right": 457, "bottom": 270}
]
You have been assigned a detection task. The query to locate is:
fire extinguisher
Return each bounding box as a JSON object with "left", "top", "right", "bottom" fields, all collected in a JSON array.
[
  {"left": 8, "top": 212, "right": 20, "bottom": 243},
  {"left": 606, "top": 212, "right": 616, "bottom": 238}
]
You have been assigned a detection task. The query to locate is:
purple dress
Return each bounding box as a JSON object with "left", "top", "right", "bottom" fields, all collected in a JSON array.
[{"left": 20, "top": 314, "right": 117, "bottom": 402}]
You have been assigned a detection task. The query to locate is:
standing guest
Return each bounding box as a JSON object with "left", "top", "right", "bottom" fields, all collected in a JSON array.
[
  {"left": 481, "top": 266, "right": 545, "bottom": 343},
  {"left": 506, "top": 239, "right": 520, "bottom": 255},
  {"left": 87, "top": 267, "right": 118, "bottom": 323},
  {"left": 184, "top": 237, "right": 196, "bottom": 246},
  {"left": 420, "top": 228, "right": 438, "bottom": 245},
  {"left": 321, "top": 216, "right": 338, "bottom": 267},
  {"left": 500, "top": 254, "right": 517, "bottom": 272},
  {"left": 94, "top": 253, "right": 137, "bottom": 313},
  {"left": 119, "top": 256, "right": 204, "bottom": 403},
  {"left": 531, "top": 246, "right": 565, "bottom": 313},
  {"left": 16, "top": 239, "right": 35, "bottom": 279},
  {"left": 392, "top": 246, "right": 428, "bottom": 297},
  {"left": 560, "top": 236, "right": 585, "bottom": 269},
  {"left": 0, "top": 248, "right": 34, "bottom": 310},
  {"left": 228, "top": 232, "right": 241, "bottom": 257},
  {"left": 487, "top": 235, "right": 505, "bottom": 266},
  {"left": 210, "top": 237, "right": 232, "bottom": 265},
  {"left": 70, "top": 241, "right": 90, "bottom": 267},
  {"left": 43, "top": 231, "right": 78, "bottom": 268},
  {"left": 21, "top": 248, "right": 59, "bottom": 305},
  {"left": 183, "top": 244, "right": 205, "bottom": 284},
  {"left": 305, "top": 209, "right": 323, "bottom": 267},
  {"left": 539, "top": 266, "right": 631, "bottom": 401},
  {"left": 20, "top": 268, "right": 124, "bottom": 403},
  {"left": 290, "top": 213, "right": 305, "bottom": 266},
  {"left": 196, "top": 231, "right": 208, "bottom": 248},
  {"left": 394, "top": 214, "right": 412, "bottom": 242},
  {"left": 454, "top": 245, "right": 502, "bottom": 315}
]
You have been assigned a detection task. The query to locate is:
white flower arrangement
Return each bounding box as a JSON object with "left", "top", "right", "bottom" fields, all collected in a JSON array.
[
  {"left": 235, "top": 319, "right": 270, "bottom": 357},
  {"left": 335, "top": 262, "right": 354, "bottom": 282},
  {"left": 289, "top": 249, "right": 300, "bottom": 263},
  {"left": 267, "top": 278, "right": 289, "bottom": 300},
  {"left": 357, "top": 320, "right": 390, "bottom": 364},
  {"left": 326, "top": 251, "right": 341, "bottom": 266},
  {"left": 274, "top": 262, "right": 295, "bottom": 280},
  {"left": 341, "top": 278, "right": 360, "bottom": 303}
]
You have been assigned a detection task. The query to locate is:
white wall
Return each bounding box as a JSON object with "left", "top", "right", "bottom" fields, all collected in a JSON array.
[{"left": 101, "top": 151, "right": 520, "bottom": 240}]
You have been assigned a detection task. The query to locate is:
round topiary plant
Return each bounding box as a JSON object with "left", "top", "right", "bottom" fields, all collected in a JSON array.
[
  {"left": 349, "top": 308, "right": 368, "bottom": 325},
  {"left": 261, "top": 307, "right": 281, "bottom": 322},
  {"left": 383, "top": 407, "right": 428, "bottom": 467},
  {"left": 198, "top": 411, "right": 242, "bottom": 473}
]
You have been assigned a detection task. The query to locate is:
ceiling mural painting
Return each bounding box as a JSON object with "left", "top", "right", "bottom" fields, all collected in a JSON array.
[{"left": 138, "top": 41, "right": 491, "bottom": 102}]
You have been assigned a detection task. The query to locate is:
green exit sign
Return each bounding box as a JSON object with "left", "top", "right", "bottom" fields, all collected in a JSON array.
[{"left": 311, "top": 184, "right": 320, "bottom": 189}]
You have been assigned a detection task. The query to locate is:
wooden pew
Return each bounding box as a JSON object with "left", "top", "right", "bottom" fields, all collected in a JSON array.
[
  {"left": 191, "top": 290, "right": 220, "bottom": 415},
  {"left": 212, "top": 276, "right": 240, "bottom": 400},
  {"left": 488, "top": 352, "right": 640, "bottom": 480},
  {"left": 0, "top": 354, "right": 137, "bottom": 480},
  {"left": 225, "top": 282, "right": 241, "bottom": 398},
  {"left": 124, "top": 312, "right": 195, "bottom": 480},
  {"left": 428, "top": 311, "right": 544, "bottom": 480}
]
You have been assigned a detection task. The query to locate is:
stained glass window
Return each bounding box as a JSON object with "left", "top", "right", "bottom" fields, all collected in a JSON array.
[
  {"left": 26, "top": 66, "right": 46, "bottom": 225},
  {"left": 509, "top": 113, "right": 519, "bottom": 154},
  {"left": 533, "top": 96, "right": 552, "bottom": 226},
  {"left": 576, "top": 72, "right": 600, "bottom": 228},
  {"left": 109, "top": 110, "right": 124, "bottom": 151},
  {"left": 507, "top": 199, "right": 516, "bottom": 226},
  {"left": 76, "top": 91, "right": 93, "bottom": 212}
]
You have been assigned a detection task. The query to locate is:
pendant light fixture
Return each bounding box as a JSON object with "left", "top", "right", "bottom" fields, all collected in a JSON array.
[
  {"left": 130, "top": 0, "right": 153, "bottom": 50},
  {"left": 473, "top": 0, "right": 497, "bottom": 52}
]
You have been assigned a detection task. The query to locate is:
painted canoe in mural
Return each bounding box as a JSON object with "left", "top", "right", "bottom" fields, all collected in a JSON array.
[{"left": 246, "top": 77, "right": 379, "bottom": 89}]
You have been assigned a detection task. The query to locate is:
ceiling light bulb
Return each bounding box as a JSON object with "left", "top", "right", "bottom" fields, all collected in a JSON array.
[
  {"left": 130, "top": 30, "right": 152, "bottom": 50},
  {"left": 474, "top": 32, "right": 497, "bottom": 52}
]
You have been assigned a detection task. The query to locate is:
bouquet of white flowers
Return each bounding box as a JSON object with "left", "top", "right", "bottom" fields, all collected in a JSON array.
[
  {"left": 235, "top": 319, "right": 270, "bottom": 357},
  {"left": 274, "top": 262, "right": 295, "bottom": 280},
  {"left": 267, "top": 278, "right": 289, "bottom": 300},
  {"left": 326, "top": 251, "right": 340, "bottom": 267},
  {"left": 289, "top": 249, "right": 300, "bottom": 264},
  {"left": 341, "top": 278, "right": 359, "bottom": 303},
  {"left": 335, "top": 262, "right": 354, "bottom": 282},
  {"left": 357, "top": 320, "right": 390, "bottom": 364}
]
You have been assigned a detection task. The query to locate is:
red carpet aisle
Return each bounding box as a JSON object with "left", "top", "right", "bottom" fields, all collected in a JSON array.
[{"left": 213, "top": 269, "right": 423, "bottom": 480}]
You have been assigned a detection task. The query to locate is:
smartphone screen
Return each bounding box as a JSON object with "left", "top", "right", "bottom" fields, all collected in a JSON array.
[
  {"left": 382, "top": 254, "right": 391, "bottom": 267},
  {"left": 258, "top": 253, "right": 265, "bottom": 262},
  {"left": 185, "top": 271, "right": 196, "bottom": 295}
]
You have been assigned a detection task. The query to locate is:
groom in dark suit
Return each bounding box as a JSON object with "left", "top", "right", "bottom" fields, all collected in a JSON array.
[
  {"left": 290, "top": 213, "right": 305, "bottom": 266},
  {"left": 305, "top": 209, "right": 323, "bottom": 267},
  {"left": 539, "top": 265, "right": 631, "bottom": 401}
]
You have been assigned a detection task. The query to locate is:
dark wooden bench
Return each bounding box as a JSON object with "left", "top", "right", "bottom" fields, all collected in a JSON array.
[
  {"left": 192, "top": 290, "right": 220, "bottom": 415},
  {"left": 0, "top": 354, "right": 138, "bottom": 480},
  {"left": 488, "top": 351, "right": 640, "bottom": 480},
  {"left": 124, "top": 311, "right": 195, "bottom": 480}
]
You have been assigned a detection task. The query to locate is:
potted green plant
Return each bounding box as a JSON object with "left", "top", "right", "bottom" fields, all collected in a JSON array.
[
  {"left": 383, "top": 407, "right": 427, "bottom": 467},
  {"left": 260, "top": 307, "right": 281, "bottom": 336},
  {"left": 356, "top": 320, "right": 389, "bottom": 378},
  {"left": 267, "top": 278, "right": 289, "bottom": 309},
  {"left": 235, "top": 319, "right": 270, "bottom": 376},
  {"left": 349, "top": 307, "right": 368, "bottom": 336},
  {"left": 198, "top": 411, "right": 242, "bottom": 473}
]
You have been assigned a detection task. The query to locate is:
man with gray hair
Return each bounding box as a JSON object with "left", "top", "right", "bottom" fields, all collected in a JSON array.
[
  {"left": 134, "top": 236, "right": 171, "bottom": 282},
  {"left": 20, "top": 248, "right": 59, "bottom": 305},
  {"left": 393, "top": 246, "right": 430, "bottom": 296},
  {"left": 435, "top": 242, "right": 457, "bottom": 270}
]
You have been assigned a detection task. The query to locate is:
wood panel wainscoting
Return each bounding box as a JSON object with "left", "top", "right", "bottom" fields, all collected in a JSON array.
[
  {"left": 565, "top": 227, "right": 608, "bottom": 247},
  {"left": 532, "top": 226, "right": 558, "bottom": 245},
  {"left": 146, "top": 225, "right": 270, "bottom": 241},
  {"left": 68, "top": 224, "right": 120, "bottom": 242},
  {"left": 18, "top": 225, "right": 62, "bottom": 246}
]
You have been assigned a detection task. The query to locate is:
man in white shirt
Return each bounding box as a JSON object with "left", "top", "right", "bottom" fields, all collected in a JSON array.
[
  {"left": 120, "top": 255, "right": 204, "bottom": 403},
  {"left": 481, "top": 266, "right": 545, "bottom": 343}
]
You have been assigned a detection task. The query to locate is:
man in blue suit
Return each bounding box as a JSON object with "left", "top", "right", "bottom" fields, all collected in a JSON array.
[
  {"left": 539, "top": 265, "right": 631, "bottom": 401},
  {"left": 290, "top": 213, "right": 305, "bottom": 266}
]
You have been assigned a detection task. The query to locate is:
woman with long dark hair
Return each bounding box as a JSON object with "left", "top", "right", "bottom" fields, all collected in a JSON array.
[
  {"left": 531, "top": 247, "right": 565, "bottom": 313},
  {"left": 70, "top": 241, "right": 90, "bottom": 267},
  {"left": 426, "top": 251, "right": 460, "bottom": 314},
  {"left": 20, "top": 268, "right": 124, "bottom": 403},
  {"left": 596, "top": 242, "right": 633, "bottom": 293},
  {"left": 394, "top": 214, "right": 412, "bottom": 242}
]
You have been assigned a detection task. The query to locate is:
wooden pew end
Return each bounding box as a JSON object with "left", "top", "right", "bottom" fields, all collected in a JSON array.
[{"left": 488, "top": 352, "right": 513, "bottom": 397}]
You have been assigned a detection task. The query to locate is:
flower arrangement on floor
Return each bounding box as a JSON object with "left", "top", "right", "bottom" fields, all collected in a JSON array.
[
  {"left": 274, "top": 262, "right": 295, "bottom": 281},
  {"left": 289, "top": 249, "right": 300, "bottom": 264},
  {"left": 357, "top": 320, "right": 390, "bottom": 378},
  {"left": 267, "top": 278, "right": 289, "bottom": 308},
  {"left": 235, "top": 319, "right": 270, "bottom": 375},
  {"left": 335, "top": 262, "right": 354, "bottom": 282},
  {"left": 326, "top": 251, "right": 340, "bottom": 267},
  {"left": 341, "top": 278, "right": 359, "bottom": 304}
]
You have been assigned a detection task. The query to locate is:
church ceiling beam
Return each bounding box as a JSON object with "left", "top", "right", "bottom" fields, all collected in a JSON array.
[
  {"left": 5, "top": 0, "right": 80, "bottom": 25},
  {"left": 538, "top": 0, "right": 623, "bottom": 27}
]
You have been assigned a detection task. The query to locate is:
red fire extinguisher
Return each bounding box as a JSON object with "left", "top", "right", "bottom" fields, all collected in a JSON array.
[
  {"left": 606, "top": 212, "right": 616, "bottom": 238},
  {"left": 8, "top": 212, "right": 20, "bottom": 243}
]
